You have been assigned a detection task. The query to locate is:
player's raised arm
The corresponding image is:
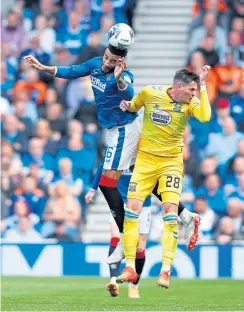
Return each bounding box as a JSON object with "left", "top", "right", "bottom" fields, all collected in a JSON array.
[
  {"left": 114, "top": 57, "right": 134, "bottom": 100},
  {"left": 190, "top": 65, "right": 212, "bottom": 123},
  {"left": 23, "top": 55, "right": 91, "bottom": 79}
]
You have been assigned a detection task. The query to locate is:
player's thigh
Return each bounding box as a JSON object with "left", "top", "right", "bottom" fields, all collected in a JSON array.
[
  {"left": 128, "top": 151, "right": 158, "bottom": 202},
  {"left": 158, "top": 157, "right": 184, "bottom": 206},
  {"left": 103, "top": 118, "right": 141, "bottom": 171},
  {"left": 138, "top": 207, "right": 151, "bottom": 235}
]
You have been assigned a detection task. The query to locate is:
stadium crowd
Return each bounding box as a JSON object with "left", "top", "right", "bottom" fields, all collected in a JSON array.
[{"left": 1, "top": 0, "right": 244, "bottom": 243}]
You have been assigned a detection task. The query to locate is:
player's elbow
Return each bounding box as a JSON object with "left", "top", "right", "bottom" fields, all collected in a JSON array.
[{"left": 199, "top": 113, "right": 211, "bottom": 123}]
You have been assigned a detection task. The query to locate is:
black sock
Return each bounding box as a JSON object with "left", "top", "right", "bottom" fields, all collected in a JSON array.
[
  {"left": 134, "top": 250, "right": 146, "bottom": 285},
  {"left": 108, "top": 237, "right": 121, "bottom": 279},
  {"left": 152, "top": 183, "right": 186, "bottom": 217},
  {"left": 99, "top": 175, "right": 124, "bottom": 233}
]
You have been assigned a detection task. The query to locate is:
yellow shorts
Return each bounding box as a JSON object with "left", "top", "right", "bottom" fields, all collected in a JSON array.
[{"left": 128, "top": 150, "right": 184, "bottom": 205}]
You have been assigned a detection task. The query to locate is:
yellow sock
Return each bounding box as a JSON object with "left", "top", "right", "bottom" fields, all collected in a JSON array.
[
  {"left": 122, "top": 208, "right": 139, "bottom": 269},
  {"left": 162, "top": 212, "right": 178, "bottom": 271}
]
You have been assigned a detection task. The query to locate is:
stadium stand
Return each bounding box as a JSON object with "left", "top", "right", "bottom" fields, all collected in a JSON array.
[{"left": 1, "top": 0, "right": 243, "bottom": 244}]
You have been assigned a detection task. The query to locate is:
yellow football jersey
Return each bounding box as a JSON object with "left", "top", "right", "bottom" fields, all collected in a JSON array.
[{"left": 129, "top": 85, "right": 211, "bottom": 157}]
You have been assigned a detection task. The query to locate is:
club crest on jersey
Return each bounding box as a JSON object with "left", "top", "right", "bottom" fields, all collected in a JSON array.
[
  {"left": 153, "top": 104, "right": 160, "bottom": 109},
  {"left": 129, "top": 182, "right": 137, "bottom": 192},
  {"left": 173, "top": 103, "right": 182, "bottom": 112},
  {"left": 151, "top": 109, "right": 172, "bottom": 125}
]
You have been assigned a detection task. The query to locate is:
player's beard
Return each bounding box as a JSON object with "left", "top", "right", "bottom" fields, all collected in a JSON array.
[{"left": 101, "top": 64, "right": 115, "bottom": 74}]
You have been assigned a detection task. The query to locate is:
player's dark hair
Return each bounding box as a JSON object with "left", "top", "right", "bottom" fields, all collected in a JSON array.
[
  {"left": 107, "top": 44, "right": 128, "bottom": 57},
  {"left": 173, "top": 68, "right": 200, "bottom": 86}
]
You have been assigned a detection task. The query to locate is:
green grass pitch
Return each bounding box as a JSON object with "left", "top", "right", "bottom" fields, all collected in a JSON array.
[{"left": 1, "top": 277, "right": 244, "bottom": 311}]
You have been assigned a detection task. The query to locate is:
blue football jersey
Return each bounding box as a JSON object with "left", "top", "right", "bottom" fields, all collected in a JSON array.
[{"left": 55, "top": 57, "right": 137, "bottom": 128}]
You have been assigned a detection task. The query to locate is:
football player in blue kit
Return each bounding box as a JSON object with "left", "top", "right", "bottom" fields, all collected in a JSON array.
[
  {"left": 85, "top": 163, "right": 151, "bottom": 299},
  {"left": 23, "top": 43, "right": 140, "bottom": 248}
]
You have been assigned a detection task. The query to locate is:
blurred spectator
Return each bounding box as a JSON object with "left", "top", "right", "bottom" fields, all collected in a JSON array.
[
  {"left": 230, "top": 83, "right": 244, "bottom": 131},
  {"left": 227, "top": 0, "right": 244, "bottom": 31},
  {"left": 11, "top": 175, "right": 46, "bottom": 218},
  {"left": 29, "top": 15, "right": 56, "bottom": 55},
  {"left": 21, "top": 137, "right": 55, "bottom": 173},
  {"left": 215, "top": 216, "right": 234, "bottom": 244},
  {"left": 66, "top": 76, "right": 96, "bottom": 120},
  {"left": 226, "top": 197, "right": 244, "bottom": 237},
  {"left": 20, "top": 35, "right": 51, "bottom": 66},
  {"left": 215, "top": 51, "right": 243, "bottom": 98},
  {"left": 45, "top": 102, "right": 67, "bottom": 140},
  {"left": 47, "top": 221, "right": 74, "bottom": 242},
  {"left": 42, "top": 180, "right": 81, "bottom": 240},
  {"left": 1, "top": 158, "right": 23, "bottom": 201},
  {"left": 194, "top": 196, "right": 217, "bottom": 241},
  {"left": 189, "top": 12, "right": 227, "bottom": 63},
  {"left": 1, "top": 115, "right": 28, "bottom": 154},
  {"left": 14, "top": 68, "right": 47, "bottom": 104},
  {"left": 198, "top": 35, "right": 220, "bottom": 67},
  {"left": 1, "top": 199, "right": 40, "bottom": 234},
  {"left": 39, "top": 87, "right": 59, "bottom": 118},
  {"left": 228, "top": 30, "right": 244, "bottom": 67},
  {"left": 4, "top": 215, "right": 43, "bottom": 243},
  {"left": 53, "top": 46, "right": 71, "bottom": 66},
  {"left": 74, "top": 0, "right": 91, "bottom": 32},
  {"left": 231, "top": 17, "right": 244, "bottom": 45},
  {"left": 187, "top": 50, "right": 218, "bottom": 104},
  {"left": 54, "top": 158, "right": 83, "bottom": 197},
  {"left": 56, "top": 132, "right": 97, "bottom": 186},
  {"left": 228, "top": 172, "right": 244, "bottom": 202},
  {"left": 225, "top": 156, "right": 244, "bottom": 186},
  {"left": 10, "top": 100, "right": 34, "bottom": 138},
  {"left": 191, "top": 0, "right": 227, "bottom": 32},
  {"left": 13, "top": 89, "right": 38, "bottom": 123},
  {"left": 76, "top": 31, "right": 104, "bottom": 65},
  {"left": 2, "top": 10, "right": 28, "bottom": 56},
  {"left": 91, "top": 0, "right": 114, "bottom": 31},
  {"left": 0, "top": 97, "right": 11, "bottom": 119},
  {"left": 205, "top": 117, "right": 244, "bottom": 165},
  {"left": 35, "top": 119, "right": 59, "bottom": 156},
  {"left": 1, "top": 62, "right": 15, "bottom": 101},
  {"left": 209, "top": 98, "right": 230, "bottom": 133},
  {"left": 35, "top": 0, "right": 67, "bottom": 32},
  {"left": 99, "top": 15, "right": 115, "bottom": 47},
  {"left": 194, "top": 156, "right": 218, "bottom": 188},
  {"left": 57, "top": 11, "right": 87, "bottom": 57},
  {"left": 196, "top": 174, "right": 227, "bottom": 216}
]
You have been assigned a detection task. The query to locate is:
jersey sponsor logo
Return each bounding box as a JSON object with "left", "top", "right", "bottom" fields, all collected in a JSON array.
[
  {"left": 151, "top": 109, "right": 172, "bottom": 125},
  {"left": 91, "top": 76, "right": 106, "bottom": 92}
]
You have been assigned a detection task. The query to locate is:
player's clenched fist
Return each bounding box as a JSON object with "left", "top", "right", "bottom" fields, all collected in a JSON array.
[
  {"left": 120, "top": 100, "right": 131, "bottom": 111},
  {"left": 23, "top": 55, "right": 46, "bottom": 71}
]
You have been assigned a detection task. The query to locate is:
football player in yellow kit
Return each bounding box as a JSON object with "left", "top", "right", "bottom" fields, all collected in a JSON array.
[{"left": 117, "top": 66, "right": 211, "bottom": 289}]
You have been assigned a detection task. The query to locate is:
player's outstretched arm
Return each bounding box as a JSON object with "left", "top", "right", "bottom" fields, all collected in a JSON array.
[
  {"left": 24, "top": 55, "right": 91, "bottom": 79},
  {"left": 191, "top": 65, "right": 212, "bottom": 123},
  {"left": 114, "top": 58, "right": 134, "bottom": 101}
]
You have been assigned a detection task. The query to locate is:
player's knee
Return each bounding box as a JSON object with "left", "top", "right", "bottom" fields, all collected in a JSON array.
[
  {"left": 127, "top": 198, "right": 143, "bottom": 213},
  {"left": 102, "top": 169, "right": 123, "bottom": 180},
  {"left": 162, "top": 202, "right": 178, "bottom": 214}
]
